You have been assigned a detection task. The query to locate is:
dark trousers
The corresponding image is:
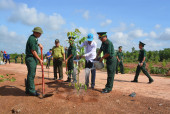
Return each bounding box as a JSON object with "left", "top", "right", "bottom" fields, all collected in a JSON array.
[
  {"left": 5, "top": 59, "right": 10, "bottom": 64},
  {"left": 105, "top": 57, "right": 117, "bottom": 91},
  {"left": 85, "top": 60, "right": 96, "bottom": 87},
  {"left": 67, "top": 58, "right": 76, "bottom": 81},
  {"left": 134, "top": 62, "right": 153, "bottom": 82},
  {"left": 21, "top": 58, "right": 24, "bottom": 64},
  {"left": 25, "top": 57, "right": 37, "bottom": 94},
  {"left": 53, "top": 58, "right": 63, "bottom": 79},
  {"left": 15, "top": 59, "right": 17, "bottom": 63},
  {"left": 46, "top": 58, "right": 51, "bottom": 68},
  {"left": 116, "top": 60, "right": 124, "bottom": 74}
]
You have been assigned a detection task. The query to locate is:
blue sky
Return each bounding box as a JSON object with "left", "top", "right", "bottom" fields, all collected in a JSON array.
[{"left": 0, "top": 0, "right": 170, "bottom": 54}]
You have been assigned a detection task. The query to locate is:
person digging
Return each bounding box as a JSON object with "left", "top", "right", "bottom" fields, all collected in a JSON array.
[{"left": 25, "top": 27, "right": 43, "bottom": 97}]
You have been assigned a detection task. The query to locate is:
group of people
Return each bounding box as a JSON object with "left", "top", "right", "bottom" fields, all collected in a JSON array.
[
  {"left": 0, "top": 51, "right": 10, "bottom": 64},
  {"left": 25, "top": 27, "right": 154, "bottom": 97}
]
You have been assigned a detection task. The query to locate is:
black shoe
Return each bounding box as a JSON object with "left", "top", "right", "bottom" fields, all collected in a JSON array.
[
  {"left": 148, "top": 80, "right": 154, "bottom": 84},
  {"left": 102, "top": 88, "right": 106, "bottom": 91},
  {"left": 131, "top": 80, "right": 138, "bottom": 83},
  {"left": 29, "top": 92, "right": 40, "bottom": 96},
  {"left": 58, "top": 78, "right": 63, "bottom": 80},
  {"left": 53, "top": 77, "right": 57, "bottom": 80},
  {"left": 102, "top": 89, "right": 111, "bottom": 93},
  {"left": 25, "top": 78, "right": 27, "bottom": 87},
  {"left": 91, "top": 87, "right": 94, "bottom": 89},
  {"left": 64, "top": 80, "right": 71, "bottom": 82}
]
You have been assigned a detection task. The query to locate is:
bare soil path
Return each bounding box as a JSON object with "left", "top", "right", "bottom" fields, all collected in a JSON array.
[{"left": 0, "top": 63, "right": 170, "bottom": 114}]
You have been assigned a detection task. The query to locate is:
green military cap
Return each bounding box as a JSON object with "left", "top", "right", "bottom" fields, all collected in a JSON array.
[
  {"left": 119, "top": 46, "right": 122, "bottom": 49},
  {"left": 32, "top": 27, "right": 43, "bottom": 34},
  {"left": 97, "top": 32, "right": 107, "bottom": 38},
  {"left": 68, "top": 36, "right": 76, "bottom": 40},
  {"left": 139, "top": 41, "right": 145, "bottom": 47},
  {"left": 55, "top": 39, "right": 60, "bottom": 43}
]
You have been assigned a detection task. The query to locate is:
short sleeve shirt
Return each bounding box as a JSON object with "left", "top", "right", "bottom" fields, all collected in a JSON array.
[
  {"left": 67, "top": 44, "right": 76, "bottom": 59},
  {"left": 116, "top": 51, "right": 124, "bottom": 60},
  {"left": 25, "top": 34, "right": 39, "bottom": 57},
  {"left": 138, "top": 48, "right": 146, "bottom": 62},
  {"left": 52, "top": 45, "right": 64, "bottom": 59},
  {"left": 100, "top": 39, "right": 114, "bottom": 59},
  {"left": 46, "top": 52, "right": 52, "bottom": 59}
]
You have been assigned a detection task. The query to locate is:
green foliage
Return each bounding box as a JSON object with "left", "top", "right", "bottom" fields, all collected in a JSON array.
[
  {"left": 0, "top": 74, "right": 16, "bottom": 82},
  {"left": 123, "top": 48, "right": 170, "bottom": 63},
  {"left": 66, "top": 28, "right": 88, "bottom": 93},
  {"left": 150, "top": 67, "right": 168, "bottom": 75},
  {"left": 162, "top": 59, "right": 167, "bottom": 67}
]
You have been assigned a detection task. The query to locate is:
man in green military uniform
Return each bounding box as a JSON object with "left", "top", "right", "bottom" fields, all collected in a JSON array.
[
  {"left": 96, "top": 32, "right": 117, "bottom": 93},
  {"left": 15, "top": 55, "right": 18, "bottom": 63},
  {"left": 131, "top": 41, "right": 154, "bottom": 84},
  {"left": 25, "top": 27, "right": 43, "bottom": 96},
  {"left": 52, "top": 39, "right": 65, "bottom": 80},
  {"left": 65, "top": 36, "right": 77, "bottom": 82},
  {"left": 116, "top": 46, "right": 124, "bottom": 74},
  {"left": 21, "top": 53, "right": 24, "bottom": 64}
]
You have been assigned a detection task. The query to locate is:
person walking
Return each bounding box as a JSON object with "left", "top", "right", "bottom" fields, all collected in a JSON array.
[{"left": 131, "top": 41, "right": 154, "bottom": 84}]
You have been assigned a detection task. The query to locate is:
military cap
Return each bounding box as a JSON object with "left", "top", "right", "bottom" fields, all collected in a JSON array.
[
  {"left": 119, "top": 46, "right": 122, "bottom": 49},
  {"left": 68, "top": 36, "right": 76, "bottom": 40},
  {"left": 139, "top": 41, "right": 145, "bottom": 47},
  {"left": 55, "top": 39, "right": 60, "bottom": 43},
  {"left": 97, "top": 32, "right": 107, "bottom": 39},
  {"left": 32, "top": 27, "right": 43, "bottom": 34}
]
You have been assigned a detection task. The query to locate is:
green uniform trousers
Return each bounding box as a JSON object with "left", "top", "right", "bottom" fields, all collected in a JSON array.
[
  {"left": 15, "top": 59, "right": 17, "bottom": 63},
  {"left": 25, "top": 57, "right": 37, "bottom": 94},
  {"left": 105, "top": 57, "right": 117, "bottom": 91},
  {"left": 134, "top": 62, "right": 153, "bottom": 82},
  {"left": 53, "top": 58, "right": 63, "bottom": 79},
  {"left": 67, "top": 58, "right": 76, "bottom": 81},
  {"left": 21, "top": 58, "right": 24, "bottom": 64},
  {"left": 116, "top": 60, "right": 124, "bottom": 74}
]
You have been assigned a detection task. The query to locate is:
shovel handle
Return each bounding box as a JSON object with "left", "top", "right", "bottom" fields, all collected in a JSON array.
[{"left": 40, "top": 48, "right": 45, "bottom": 95}]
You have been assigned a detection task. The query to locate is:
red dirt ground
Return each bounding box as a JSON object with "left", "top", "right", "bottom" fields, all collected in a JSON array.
[{"left": 0, "top": 63, "right": 170, "bottom": 114}]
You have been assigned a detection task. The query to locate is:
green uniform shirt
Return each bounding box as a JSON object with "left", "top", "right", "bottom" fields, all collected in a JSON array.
[
  {"left": 67, "top": 44, "right": 76, "bottom": 59},
  {"left": 138, "top": 48, "right": 146, "bottom": 63},
  {"left": 25, "top": 34, "right": 39, "bottom": 58},
  {"left": 116, "top": 51, "right": 124, "bottom": 60},
  {"left": 52, "top": 45, "right": 64, "bottom": 59},
  {"left": 100, "top": 39, "right": 115, "bottom": 59},
  {"left": 15, "top": 55, "right": 18, "bottom": 59}
]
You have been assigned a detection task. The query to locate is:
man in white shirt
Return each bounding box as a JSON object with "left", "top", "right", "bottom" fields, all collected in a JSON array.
[{"left": 77, "top": 33, "right": 97, "bottom": 89}]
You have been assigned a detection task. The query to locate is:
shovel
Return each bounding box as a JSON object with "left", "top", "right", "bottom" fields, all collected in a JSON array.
[{"left": 40, "top": 48, "right": 53, "bottom": 98}]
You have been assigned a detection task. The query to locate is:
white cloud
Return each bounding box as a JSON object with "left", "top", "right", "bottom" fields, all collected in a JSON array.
[
  {"left": 0, "top": 25, "right": 26, "bottom": 53},
  {"left": 128, "top": 29, "right": 148, "bottom": 38},
  {"left": 0, "top": 0, "right": 15, "bottom": 9},
  {"left": 149, "top": 31, "right": 158, "bottom": 38},
  {"left": 100, "top": 19, "right": 112, "bottom": 27},
  {"left": 155, "top": 24, "right": 161, "bottom": 29},
  {"left": 110, "top": 23, "right": 127, "bottom": 32},
  {"left": 78, "top": 27, "right": 88, "bottom": 36},
  {"left": 83, "top": 10, "right": 89, "bottom": 20},
  {"left": 159, "top": 28, "right": 170, "bottom": 40},
  {"left": 2, "top": 0, "right": 65, "bottom": 30}
]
